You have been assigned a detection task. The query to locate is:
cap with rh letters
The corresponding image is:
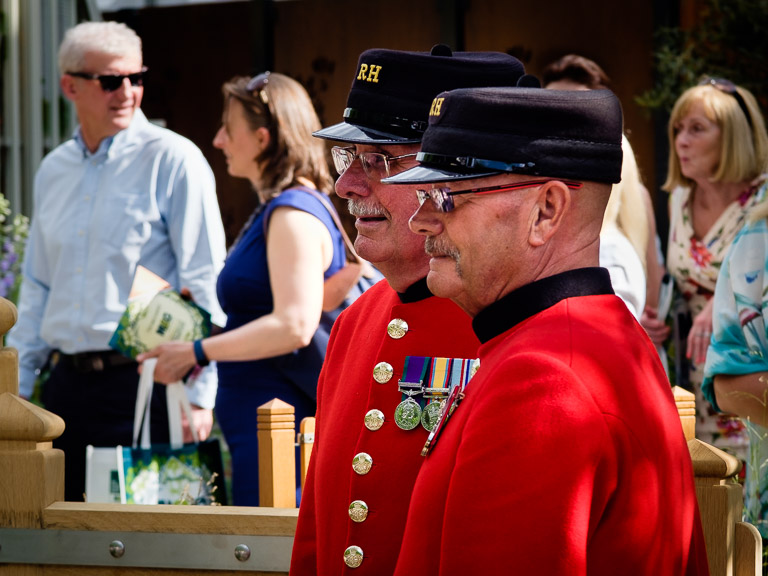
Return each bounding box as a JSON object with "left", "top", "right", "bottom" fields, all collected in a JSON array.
[
  {"left": 313, "top": 44, "right": 527, "bottom": 144},
  {"left": 383, "top": 87, "right": 623, "bottom": 184}
]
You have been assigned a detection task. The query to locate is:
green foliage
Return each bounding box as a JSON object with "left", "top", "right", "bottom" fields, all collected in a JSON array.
[{"left": 637, "top": 0, "right": 768, "bottom": 113}]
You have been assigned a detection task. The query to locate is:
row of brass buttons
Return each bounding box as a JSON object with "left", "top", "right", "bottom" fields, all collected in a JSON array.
[{"left": 343, "top": 318, "right": 409, "bottom": 568}]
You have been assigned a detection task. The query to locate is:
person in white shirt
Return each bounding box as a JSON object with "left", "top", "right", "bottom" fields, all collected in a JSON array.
[{"left": 8, "top": 20, "right": 226, "bottom": 502}]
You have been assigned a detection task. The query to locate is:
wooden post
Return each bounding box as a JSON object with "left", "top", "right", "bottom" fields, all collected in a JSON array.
[
  {"left": 299, "top": 416, "right": 315, "bottom": 492},
  {"left": 0, "top": 298, "right": 65, "bottom": 575},
  {"left": 673, "top": 386, "right": 696, "bottom": 442},
  {"left": 256, "top": 398, "right": 296, "bottom": 508},
  {"left": 689, "top": 439, "right": 762, "bottom": 576}
]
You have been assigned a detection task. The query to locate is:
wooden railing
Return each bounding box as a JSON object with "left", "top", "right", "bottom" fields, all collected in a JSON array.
[
  {"left": 0, "top": 298, "right": 300, "bottom": 575},
  {"left": 0, "top": 294, "right": 762, "bottom": 574}
]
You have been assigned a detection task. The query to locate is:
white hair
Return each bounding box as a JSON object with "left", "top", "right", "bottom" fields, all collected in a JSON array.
[{"left": 58, "top": 21, "right": 142, "bottom": 73}]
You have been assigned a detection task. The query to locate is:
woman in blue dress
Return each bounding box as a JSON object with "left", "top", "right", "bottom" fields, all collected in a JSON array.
[{"left": 139, "top": 72, "right": 345, "bottom": 505}]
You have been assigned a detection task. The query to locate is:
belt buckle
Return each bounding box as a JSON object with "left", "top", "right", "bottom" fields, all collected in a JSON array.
[{"left": 91, "top": 356, "right": 105, "bottom": 371}]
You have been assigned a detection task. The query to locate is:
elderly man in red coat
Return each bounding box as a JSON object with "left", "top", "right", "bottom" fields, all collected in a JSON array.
[
  {"left": 385, "top": 87, "right": 710, "bottom": 575},
  {"left": 289, "top": 47, "right": 528, "bottom": 575}
]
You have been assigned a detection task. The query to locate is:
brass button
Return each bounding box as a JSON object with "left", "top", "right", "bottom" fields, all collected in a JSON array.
[
  {"left": 364, "top": 409, "right": 385, "bottom": 431},
  {"left": 348, "top": 500, "right": 369, "bottom": 523},
  {"left": 352, "top": 453, "right": 373, "bottom": 475},
  {"left": 373, "top": 361, "right": 394, "bottom": 383},
  {"left": 344, "top": 545, "right": 364, "bottom": 568},
  {"left": 387, "top": 318, "right": 408, "bottom": 339}
]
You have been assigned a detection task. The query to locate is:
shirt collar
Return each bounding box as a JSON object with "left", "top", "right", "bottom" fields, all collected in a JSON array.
[
  {"left": 73, "top": 108, "right": 149, "bottom": 159},
  {"left": 397, "top": 277, "right": 433, "bottom": 303},
  {"left": 472, "top": 267, "right": 614, "bottom": 343}
]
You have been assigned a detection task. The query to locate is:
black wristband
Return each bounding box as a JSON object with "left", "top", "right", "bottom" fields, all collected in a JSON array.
[{"left": 193, "top": 339, "right": 210, "bottom": 367}]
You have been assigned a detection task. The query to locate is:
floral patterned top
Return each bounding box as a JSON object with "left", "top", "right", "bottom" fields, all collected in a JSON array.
[
  {"left": 668, "top": 182, "right": 762, "bottom": 306},
  {"left": 703, "top": 186, "right": 768, "bottom": 536},
  {"left": 667, "top": 179, "right": 764, "bottom": 455}
]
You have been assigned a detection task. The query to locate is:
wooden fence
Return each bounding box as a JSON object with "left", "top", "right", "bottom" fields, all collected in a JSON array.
[{"left": 0, "top": 296, "right": 762, "bottom": 574}]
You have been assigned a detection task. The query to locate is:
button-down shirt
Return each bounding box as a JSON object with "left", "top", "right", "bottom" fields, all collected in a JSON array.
[{"left": 9, "top": 109, "right": 226, "bottom": 407}]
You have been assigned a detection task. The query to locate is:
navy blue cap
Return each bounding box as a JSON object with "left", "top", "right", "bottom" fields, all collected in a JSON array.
[
  {"left": 384, "top": 87, "right": 624, "bottom": 184},
  {"left": 313, "top": 45, "right": 526, "bottom": 144}
]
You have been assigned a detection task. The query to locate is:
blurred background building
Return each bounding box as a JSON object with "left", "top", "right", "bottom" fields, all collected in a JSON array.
[{"left": 1, "top": 0, "right": 765, "bottom": 245}]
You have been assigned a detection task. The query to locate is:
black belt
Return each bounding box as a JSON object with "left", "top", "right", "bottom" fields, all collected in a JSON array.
[{"left": 53, "top": 350, "right": 136, "bottom": 373}]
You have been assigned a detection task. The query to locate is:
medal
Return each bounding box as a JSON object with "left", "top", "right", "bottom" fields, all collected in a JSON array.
[
  {"left": 420, "top": 400, "right": 444, "bottom": 431},
  {"left": 421, "top": 356, "right": 451, "bottom": 431},
  {"left": 394, "top": 356, "right": 431, "bottom": 431},
  {"left": 421, "top": 357, "right": 481, "bottom": 456},
  {"left": 394, "top": 393, "right": 422, "bottom": 430},
  {"left": 422, "top": 384, "right": 463, "bottom": 456}
]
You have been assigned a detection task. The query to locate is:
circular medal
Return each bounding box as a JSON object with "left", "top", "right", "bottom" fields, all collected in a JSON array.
[
  {"left": 394, "top": 397, "right": 422, "bottom": 430},
  {"left": 421, "top": 400, "right": 444, "bottom": 431}
]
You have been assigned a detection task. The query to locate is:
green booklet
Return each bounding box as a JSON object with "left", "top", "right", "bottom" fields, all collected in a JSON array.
[{"left": 110, "top": 266, "right": 212, "bottom": 359}]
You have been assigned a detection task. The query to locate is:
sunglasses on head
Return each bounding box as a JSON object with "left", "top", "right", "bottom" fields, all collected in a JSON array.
[
  {"left": 698, "top": 77, "right": 753, "bottom": 130},
  {"left": 247, "top": 71, "right": 271, "bottom": 105},
  {"left": 68, "top": 67, "right": 148, "bottom": 92}
]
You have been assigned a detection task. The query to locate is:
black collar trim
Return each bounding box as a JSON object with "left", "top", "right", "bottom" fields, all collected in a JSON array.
[
  {"left": 398, "top": 277, "right": 433, "bottom": 303},
  {"left": 472, "top": 268, "right": 614, "bottom": 343}
]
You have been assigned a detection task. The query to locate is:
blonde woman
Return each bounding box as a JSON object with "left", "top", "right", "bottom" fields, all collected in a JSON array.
[{"left": 642, "top": 78, "right": 768, "bottom": 456}]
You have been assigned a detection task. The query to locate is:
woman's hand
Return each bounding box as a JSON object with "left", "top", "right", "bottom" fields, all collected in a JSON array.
[
  {"left": 641, "top": 306, "right": 670, "bottom": 345},
  {"left": 686, "top": 297, "right": 714, "bottom": 367},
  {"left": 137, "top": 341, "right": 197, "bottom": 384},
  {"left": 183, "top": 405, "right": 214, "bottom": 443}
]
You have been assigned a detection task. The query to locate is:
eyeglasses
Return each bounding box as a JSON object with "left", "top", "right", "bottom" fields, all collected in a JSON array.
[
  {"left": 699, "top": 77, "right": 753, "bottom": 130},
  {"left": 67, "top": 67, "right": 147, "bottom": 92},
  {"left": 416, "top": 179, "right": 583, "bottom": 213},
  {"left": 331, "top": 146, "right": 418, "bottom": 181}
]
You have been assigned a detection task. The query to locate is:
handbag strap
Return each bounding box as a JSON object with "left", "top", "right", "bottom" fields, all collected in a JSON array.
[
  {"left": 299, "top": 187, "right": 363, "bottom": 266},
  {"left": 263, "top": 186, "right": 364, "bottom": 267},
  {"left": 132, "top": 358, "right": 197, "bottom": 450},
  {"left": 133, "top": 358, "right": 156, "bottom": 449},
  {"left": 166, "top": 381, "right": 199, "bottom": 448}
]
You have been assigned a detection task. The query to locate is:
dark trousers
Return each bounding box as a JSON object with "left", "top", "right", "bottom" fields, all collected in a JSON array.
[{"left": 42, "top": 357, "right": 170, "bottom": 502}]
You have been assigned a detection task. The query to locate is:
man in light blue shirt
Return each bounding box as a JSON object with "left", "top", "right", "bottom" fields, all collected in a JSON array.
[{"left": 8, "top": 20, "right": 226, "bottom": 501}]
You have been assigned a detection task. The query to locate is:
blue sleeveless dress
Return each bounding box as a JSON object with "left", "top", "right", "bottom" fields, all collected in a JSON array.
[{"left": 215, "top": 187, "right": 345, "bottom": 505}]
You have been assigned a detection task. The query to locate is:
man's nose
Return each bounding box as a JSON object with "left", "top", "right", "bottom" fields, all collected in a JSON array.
[
  {"left": 335, "top": 160, "right": 372, "bottom": 200},
  {"left": 409, "top": 196, "right": 443, "bottom": 237}
]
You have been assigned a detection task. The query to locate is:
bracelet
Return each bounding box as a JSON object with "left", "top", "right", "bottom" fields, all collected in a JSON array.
[{"left": 193, "top": 339, "right": 210, "bottom": 367}]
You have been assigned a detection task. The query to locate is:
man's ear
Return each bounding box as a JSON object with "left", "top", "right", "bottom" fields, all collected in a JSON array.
[
  {"left": 60, "top": 75, "right": 77, "bottom": 102},
  {"left": 528, "top": 180, "right": 571, "bottom": 247}
]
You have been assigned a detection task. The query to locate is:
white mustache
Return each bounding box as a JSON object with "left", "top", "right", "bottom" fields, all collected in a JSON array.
[{"left": 347, "top": 199, "right": 388, "bottom": 219}]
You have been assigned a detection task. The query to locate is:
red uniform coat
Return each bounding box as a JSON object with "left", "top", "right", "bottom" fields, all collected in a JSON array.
[
  {"left": 394, "top": 269, "right": 709, "bottom": 576},
  {"left": 291, "top": 279, "right": 481, "bottom": 575}
]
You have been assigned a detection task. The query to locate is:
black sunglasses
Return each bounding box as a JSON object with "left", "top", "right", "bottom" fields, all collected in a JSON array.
[
  {"left": 699, "top": 77, "right": 753, "bottom": 130},
  {"left": 68, "top": 67, "right": 148, "bottom": 92}
]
